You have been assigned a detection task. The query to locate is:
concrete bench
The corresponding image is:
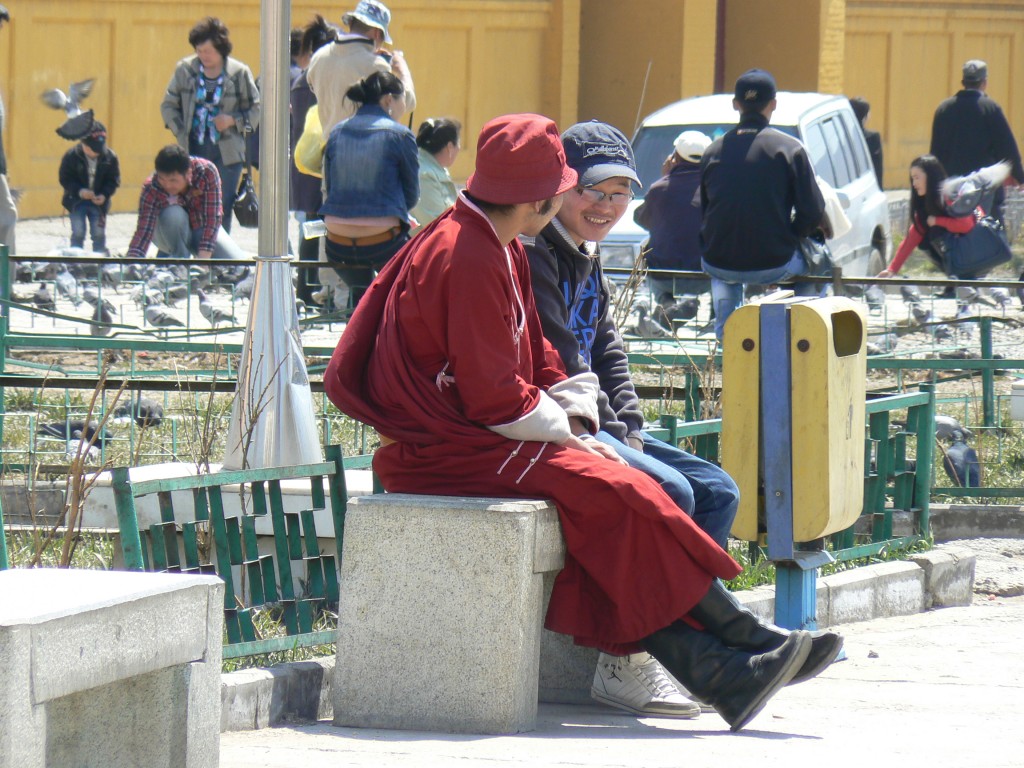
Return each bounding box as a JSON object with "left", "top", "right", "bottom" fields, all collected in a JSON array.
[
  {"left": 333, "top": 493, "right": 587, "bottom": 734},
  {"left": 0, "top": 568, "right": 223, "bottom": 768}
]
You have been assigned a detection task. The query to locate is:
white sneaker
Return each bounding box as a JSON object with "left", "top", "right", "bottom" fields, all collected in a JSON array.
[{"left": 591, "top": 652, "right": 701, "bottom": 718}]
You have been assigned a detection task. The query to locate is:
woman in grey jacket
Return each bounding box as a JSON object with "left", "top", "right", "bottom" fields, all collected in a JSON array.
[{"left": 161, "top": 17, "right": 260, "bottom": 232}]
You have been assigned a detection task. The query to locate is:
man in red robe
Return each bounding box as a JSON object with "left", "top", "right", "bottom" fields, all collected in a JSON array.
[{"left": 325, "top": 114, "right": 841, "bottom": 731}]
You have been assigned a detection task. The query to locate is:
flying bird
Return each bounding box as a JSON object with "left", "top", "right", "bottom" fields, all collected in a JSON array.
[
  {"left": 40, "top": 78, "right": 96, "bottom": 117},
  {"left": 941, "top": 161, "right": 1012, "bottom": 217}
]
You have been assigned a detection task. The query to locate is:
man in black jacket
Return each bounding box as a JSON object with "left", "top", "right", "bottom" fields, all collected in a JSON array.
[
  {"left": 930, "top": 60, "right": 1023, "bottom": 223},
  {"left": 699, "top": 68, "right": 826, "bottom": 340},
  {"left": 524, "top": 120, "right": 739, "bottom": 720}
]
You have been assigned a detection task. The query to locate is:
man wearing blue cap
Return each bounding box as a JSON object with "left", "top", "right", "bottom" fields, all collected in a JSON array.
[
  {"left": 524, "top": 120, "right": 740, "bottom": 719},
  {"left": 699, "top": 68, "right": 827, "bottom": 340},
  {"left": 308, "top": 0, "right": 416, "bottom": 135}
]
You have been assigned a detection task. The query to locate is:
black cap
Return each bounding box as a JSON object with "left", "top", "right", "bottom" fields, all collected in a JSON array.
[
  {"left": 962, "top": 59, "right": 987, "bottom": 85},
  {"left": 734, "top": 68, "right": 777, "bottom": 108},
  {"left": 561, "top": 120, "right": 641, "bottom": 187}
]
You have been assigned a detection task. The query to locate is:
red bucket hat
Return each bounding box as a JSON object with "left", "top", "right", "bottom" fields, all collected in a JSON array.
[{"left": 466, "top": 114, "right": 578, "bottom": 205}]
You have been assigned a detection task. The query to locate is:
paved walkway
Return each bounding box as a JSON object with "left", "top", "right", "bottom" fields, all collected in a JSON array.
[{"left": 221, "top": 595, "right": 1024, "bottom": 768}]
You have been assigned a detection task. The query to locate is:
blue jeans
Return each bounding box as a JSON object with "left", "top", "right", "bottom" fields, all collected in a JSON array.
[
  {"left": 703, "top": 250, "right": 816, "bottom": 340},
  {"left": 152, "top": 205, "right": 246, "bottom": 260},
  {"left": 595, "top": 430, "right": 739, "bottom": 549},
  {"left": 69, "top": 200, "right": 106, "bottom": 253},
  {"left": 324, "top": 226, "right": 410, "bottom": 307}
]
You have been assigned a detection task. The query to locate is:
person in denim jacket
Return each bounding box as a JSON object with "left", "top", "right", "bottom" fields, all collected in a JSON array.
[{"left": 320, "top": 70, "right": 418, "bottom": 307}]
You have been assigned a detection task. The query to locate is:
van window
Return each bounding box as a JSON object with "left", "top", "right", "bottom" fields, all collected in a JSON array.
[
  {"left": 820, "top": 118, "right": 853, "bottom": 187},
  {"left": 803, "top": 123, "right": 836, "bottom": 188},
  {"left": 631, "top": 123, "right": 798, "bottom": 198},
  {"left": 838, "top": 110, "right": 869, "bottom": 180}
]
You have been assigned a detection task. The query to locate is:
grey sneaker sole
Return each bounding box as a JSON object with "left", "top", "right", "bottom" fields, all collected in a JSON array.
[{"left": 590, "top": 688, "right": 701, "bottom": 719}]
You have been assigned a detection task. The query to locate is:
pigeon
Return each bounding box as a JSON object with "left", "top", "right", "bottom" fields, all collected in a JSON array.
[
  {"left": 100, "top": 264, "right": 122, "bottom": 290},
  {"left": 65, "top": 431, "right": 102, "bottom": 463},
  {"left": 654, "top": 292, "right": 700, "bottom": 324},
  {"left": 130, "top": 285, "right": 166, "bottom": 308},
  {"left": 89, "top": 303, "right": 114, "bottom": 337},
  {"left": 989, "top": 287, "right": 1011, "bottom": 309},
  {"left": 165, "top": 284, "right": 190, "bottom": 304},
  {"left": 910, "top": 303, "right": 932, "bottom": 326},
  {"left": 899, "top": 284, "right": 922, "bottom": 305},
  {"left": 40, "top": 78, "right": 95, "bottom": 117},
  {"left": 933, "top": 323, "right": 954, "bottom": 341},
  {"left": 81, "top": 286, "right": 116, "bottom": 315},
  {"left": 633, "top": 302, "right": 673, "bottom": 338},
  {"left": 122, "top": 263, "right": 148, "bottom": 283},
  {"left": 32, "top": 283, "right": 56, "bottom": 312},
  {"left": 145, "top": 305, "right": 186, "bottom": 328},
  {"left": 114, "top": 397, "right": 164, "bottom": 429},
  {"left": 941, "top": 161, "right": 1012, "bottom": 216},
  {"left": 864, "top": 284, "right": 885, "bottom": 316},
  {"left": 38, "top": 420, "right": 111, "bottom": 447},
  {"left": 197, "top": 289, "right": 235, "bottom": 326},
  {"left": 941, "top": 430, "right": 981, "bottom": 487},
  {"left": 233, "top": 271, "right": 255, "bottom": 301},
  {"left": 54, "top": 268, "right": 80, "bottom": 306},
  {"left": 934, "top": 415, "right": 973, "bottom": 442}
]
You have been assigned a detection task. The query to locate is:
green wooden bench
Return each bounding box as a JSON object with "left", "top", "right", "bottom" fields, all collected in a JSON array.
[{"left": 110, "top": 444, "right": 363, "bottom": 659}]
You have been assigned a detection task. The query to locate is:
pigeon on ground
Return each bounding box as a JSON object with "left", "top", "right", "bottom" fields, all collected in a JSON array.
[
  {"left": 989, "top": 287, "right": 1011, "bottom": 309},
  {"left": 864, "top": 284, "right": 885, "bottom": 316},
  {"left": 654, "top": 292, "right": 700, "bottom": 324},
  {"left": 145, "top": 305, "right": 186, "bottom": 328},
  {"left": 197, "top": 288, "right": 235, "bottom": 326},
  {"left": 114, "top": 397, "right": 164, "bottom": 428},
  {"left": 899, "top": 284, "right": 922, "bottom": 305},
  {"left": 633, "top": 302, "right": 673, "bottom": 338},
  {"left": 38, "top": 420, "right": 111, "bottom": 447},
  {"left": 935, "top": 414, "right": 973, "bottom": 442},
  {"left": 100, "top": 264, "right": 122, "bottom": 290},
  {"left": 910, "top": 303, "right": 932, "bottom": 326},
  {"left": 933, "top": 323, "right": 954, "bottom": 342},
  {"left": 33, "top": 283, "right": 56, "bottom": 312},
  {"left": 65, "top": 431, "right": 102, "bottom": 463},
  {"left": 54, "top": 268, "right": 80, "bottom": 306},
  {"left": 81, "top": 286, "right": 116, "bottom": 316},
  {"left": 941, "top": 430, "right": 981, "bottom": 487},
  {"left": 233, "top": 271, "right": 255, "bottom": 301},
  {"left": 89, "top": 303, "right": 114, "bottom": 336}
]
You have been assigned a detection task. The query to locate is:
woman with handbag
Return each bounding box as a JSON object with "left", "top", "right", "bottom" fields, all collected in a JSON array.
[
  {"left": 161, "top": 17, "right": 260, "bottom": 233},
  {"left": 320, "top": 70, "right": 418, "bottom": 308},
  {"left": 878, "top": 155, "right": 1011, "bottom": 286}
]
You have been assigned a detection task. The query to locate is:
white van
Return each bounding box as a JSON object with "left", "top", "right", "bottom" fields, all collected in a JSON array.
[{"left": 600, "top": 92, "right": 891, "bottom": 279}]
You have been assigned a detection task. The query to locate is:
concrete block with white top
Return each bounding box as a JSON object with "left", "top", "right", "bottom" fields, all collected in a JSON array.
[{"left": 0, "top": 568, "right": 223, "bottom": 768}]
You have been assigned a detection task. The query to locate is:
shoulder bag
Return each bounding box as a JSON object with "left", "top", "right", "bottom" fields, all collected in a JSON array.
[
  {"left": 232, "top": 112, "right": 259, "bottom": 229},
  {"left": 931, "top": 214, "right": 1011, "bottom": 277}
]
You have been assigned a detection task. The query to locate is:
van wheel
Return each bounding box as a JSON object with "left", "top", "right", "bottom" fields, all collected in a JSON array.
[{"left": 868, "top": 247, "right": 886, "bottom": 275}]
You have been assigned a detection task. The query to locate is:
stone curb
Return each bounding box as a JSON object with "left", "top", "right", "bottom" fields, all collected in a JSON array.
[{"left": 219, "top": 542, "right": 977, "bottom": 732}]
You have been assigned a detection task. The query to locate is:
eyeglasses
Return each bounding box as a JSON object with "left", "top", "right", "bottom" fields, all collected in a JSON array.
[{"left": 575, "top": 187, "right": 634, "bottom": 206}]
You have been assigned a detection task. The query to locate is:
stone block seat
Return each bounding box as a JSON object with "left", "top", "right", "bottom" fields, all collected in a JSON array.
[
  {"left": 333, "top": 493, "right": 575, "bottom": 734},
  {"left": 0, "top": 568, "right": 223, "bottom": 768}
]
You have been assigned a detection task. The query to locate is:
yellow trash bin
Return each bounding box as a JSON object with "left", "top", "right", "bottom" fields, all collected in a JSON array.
[{"left": 723, "top": 296, "right": 867, "bottom": 543}]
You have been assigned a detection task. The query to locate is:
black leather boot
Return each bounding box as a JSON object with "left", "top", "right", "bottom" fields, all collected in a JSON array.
[
  {"left": 642, "top": 620, "right": 811, "bottom": 732},
  {"left": 687, "top": 580, "right": 843, "bottom": 685}
]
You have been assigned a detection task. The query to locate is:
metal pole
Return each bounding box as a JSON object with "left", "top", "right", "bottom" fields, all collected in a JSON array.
[
  {"left": 980, "top": 317, "right": 994, "bottom": 427},
  {"left": 259, "top": 0, "right": 290, "bottom": 258}
]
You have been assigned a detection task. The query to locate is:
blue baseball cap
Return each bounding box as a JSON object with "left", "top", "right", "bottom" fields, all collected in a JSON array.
[
  {"left": 343, "top": 0, "right": 392, "bottom": 44},
  {"left": 561, "top": 120, "right": 641, "bottom": 188},
  {"left": 734, "top": 68, "right": 777, "bottom": 107}
]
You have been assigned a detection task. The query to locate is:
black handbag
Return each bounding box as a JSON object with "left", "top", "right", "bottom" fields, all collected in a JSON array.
[
  {"left": 798, "top": 229, "right": 833, "bottom": 277},
  {"left": 232, "top": 114, "right": 259, "bottom": 229},
  {"left": 932, "top": 215, "right": 1011, "bottom": 277}
]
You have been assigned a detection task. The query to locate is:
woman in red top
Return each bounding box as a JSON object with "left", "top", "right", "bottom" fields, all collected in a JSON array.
[{"left": 879, "top": 154, "right": 975, "bottom": 277}]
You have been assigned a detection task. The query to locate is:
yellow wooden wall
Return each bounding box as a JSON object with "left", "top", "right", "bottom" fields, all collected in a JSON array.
[
  {"left": 846, "top": 0, "right": 1024, "bottom": 189},
  {"left": 6, "top": 0, "right": 1024, "bottom": 219},
  {"left": 0, "top": 0, "right": 579, "bottom": 219}
]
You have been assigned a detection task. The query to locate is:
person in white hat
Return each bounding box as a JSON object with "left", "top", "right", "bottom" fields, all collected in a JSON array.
[
  {"left": 307, "top": 0, "right": 416, "bottom": 135},
  {"left": 634, "top": 130, "right": 713, "bottom": 300}
]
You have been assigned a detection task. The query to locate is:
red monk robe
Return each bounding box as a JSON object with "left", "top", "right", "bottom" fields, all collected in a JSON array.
[{"left": 325, "top": 194, "right": 741, "bottom": 654}]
